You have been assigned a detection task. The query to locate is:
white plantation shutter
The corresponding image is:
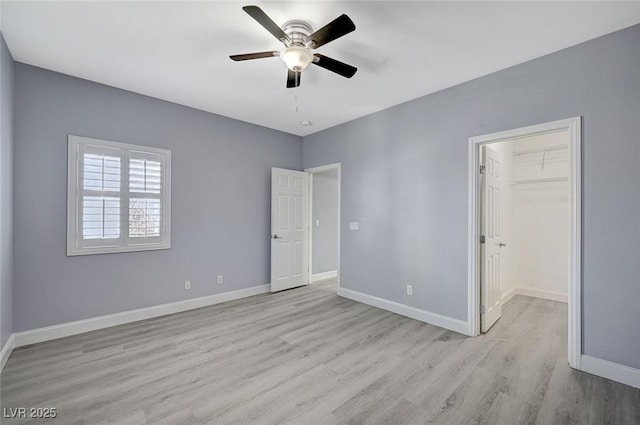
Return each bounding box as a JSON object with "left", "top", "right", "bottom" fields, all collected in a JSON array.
[
  {"left": 82, "top": 196, "right": 121, "bottom": 239},
  {"left": 128, "top": 152, "right": 164, "bottom": 241},
  {"left": 129, "top": 157, "right": 162, "bottom": 193},
  {"left": 81, "top": 150, "right": 122, "bottom": 241},
  {"left": 68, "top": 136, "right": 171, "bottom": 255}
]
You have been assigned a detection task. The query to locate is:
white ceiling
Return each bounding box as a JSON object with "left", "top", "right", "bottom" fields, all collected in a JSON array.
[{"left": 3, "top": 1, "right": 640, "bottom": 136}]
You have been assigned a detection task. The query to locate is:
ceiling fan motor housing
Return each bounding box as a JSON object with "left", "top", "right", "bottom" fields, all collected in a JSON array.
[{"left": 281, "top": 20, "right": 314, "bottom": 47}]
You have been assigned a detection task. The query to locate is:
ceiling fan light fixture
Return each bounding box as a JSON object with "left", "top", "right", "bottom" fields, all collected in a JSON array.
[{"left": 280, "top": 46, "right": 312, "bottom": 72}]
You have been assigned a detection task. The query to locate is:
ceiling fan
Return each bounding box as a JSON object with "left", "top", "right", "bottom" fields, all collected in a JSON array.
[{"left": 230, "top": 5, "right": 357, "bottom": 88}]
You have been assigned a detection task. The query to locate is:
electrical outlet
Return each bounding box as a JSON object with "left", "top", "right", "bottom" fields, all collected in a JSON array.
[
  {"left": 184, "top": 280, "right": 191, "bottom": 290},
  {"left": 406, "top": 285, "right": 413, "bottom": 296},
  {"left": 217, "top": 275, "right": 223, "bottom": 285}
]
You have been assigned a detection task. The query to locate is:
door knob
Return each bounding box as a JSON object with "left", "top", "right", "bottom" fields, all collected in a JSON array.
[
  {"left": 498, "top": 242, "right": 507, "bottom": 247},
  {"left": 272, "top": 234, "right": 282, "bottom": 239}
]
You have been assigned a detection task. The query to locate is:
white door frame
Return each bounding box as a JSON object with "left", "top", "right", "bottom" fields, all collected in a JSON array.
[
  {"left": 305, "top": 163, "right": 341, "bottom": 290},
  {"left": 467, "top": 117, "right": 582, "bottom": 369}
]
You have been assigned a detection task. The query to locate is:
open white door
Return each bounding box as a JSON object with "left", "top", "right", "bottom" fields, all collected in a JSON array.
[
  {"left": 481, "top": 146, "right": 504, "bottom": 332},
  {"left": 271, "top": 168, "right": 309, "bottom": 292}
]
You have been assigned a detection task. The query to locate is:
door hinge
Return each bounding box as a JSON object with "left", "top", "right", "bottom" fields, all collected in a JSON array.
[
  {"left": 481, "top": 305, "right": 486, "bottom": 314},
  {"left": 479, "top": 165, "right": 486, "bottom": 174},
  {"left": 480, "top": 235, "right": 486, "bottom": 244}
]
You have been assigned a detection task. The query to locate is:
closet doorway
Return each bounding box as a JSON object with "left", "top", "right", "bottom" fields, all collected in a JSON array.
[
  {"left": 306, "top": 163, "right": 341, "bottom": 287},
  {"left": 467, "top": 118, "right": 582, "bottom": 369}
]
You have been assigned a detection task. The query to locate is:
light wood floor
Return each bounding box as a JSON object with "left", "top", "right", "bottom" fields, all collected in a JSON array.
[{"left": 1, "top": 279, "right": 639, "bottom": 425}]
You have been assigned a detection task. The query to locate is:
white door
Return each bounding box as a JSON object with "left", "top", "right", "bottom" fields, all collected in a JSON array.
[
  {"left": 481, "top": 146, "right": 504, "bottom": 332},
  {"left": 271, "top": 168, "right": 309, "bottom": 292}
]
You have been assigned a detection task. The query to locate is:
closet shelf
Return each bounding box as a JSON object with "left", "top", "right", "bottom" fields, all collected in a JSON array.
[
  {"left": 512, "top": 144, "right": 568, "bottom": 155},
  {"left": 511, "top": 177, "right": 568, "bottom": 185}
]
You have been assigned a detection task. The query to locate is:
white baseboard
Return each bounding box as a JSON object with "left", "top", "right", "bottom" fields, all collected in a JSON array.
[
  {"left": 0, "top": 334, "right": 16, "bottom": 371},
  {"left": 581, "top": 355, "right": 640, "bottom": 389},
  {"left": 311, "top": 270, "right": 338, "bottom": 282},
  {"left": 501, "top": 286, "right": 517, "bottom": 304},
  {"left": 516, "top": 286, "right": 568, "bottom": 303},
  {"left": 12, "top": 284, "right": 270, "bottom": 348},
  {"left": 502, "top": 286, "right": 567, "bottom": 304},
  {"left": 337, "top": 287, "right": 470, "bottom": 336}
]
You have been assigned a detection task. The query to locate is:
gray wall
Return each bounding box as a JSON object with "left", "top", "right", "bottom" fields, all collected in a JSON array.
[
  {"left": 13, "top": 63, "right": 302, "bottom": 332},
  {"left": 312, "top": 169, "right": 338, "bottom": 274},
  {"left": 0, "top": 33, "right": 14, "bottom": 349},
  {"left": 303, "top": 24, "right": 640, "bottom": 369}
]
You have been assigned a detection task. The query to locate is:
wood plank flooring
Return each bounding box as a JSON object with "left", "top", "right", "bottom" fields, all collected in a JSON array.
[{"left": 1, "top": 279, "right": 639, "bottom": 425}]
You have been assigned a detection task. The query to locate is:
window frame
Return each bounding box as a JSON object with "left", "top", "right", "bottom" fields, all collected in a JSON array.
[{"left": 67, "top": 135, "right": 172, "bottom": 256}]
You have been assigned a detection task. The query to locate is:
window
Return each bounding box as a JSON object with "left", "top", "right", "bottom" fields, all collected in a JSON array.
[{"left": 67, "top": 135, "right": 171, "bottom": 255}]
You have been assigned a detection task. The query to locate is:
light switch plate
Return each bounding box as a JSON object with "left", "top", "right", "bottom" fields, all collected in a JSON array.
[
  {"left": 349, "top": 222, "right": 359, "bottom": 231},
  {"left": 315, "top": 219, "right": 320, "bottom": 227}
]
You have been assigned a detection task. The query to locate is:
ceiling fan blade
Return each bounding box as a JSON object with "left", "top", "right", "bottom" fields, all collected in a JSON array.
[
  {"left": 286, "top": 69, "right": 301, "bottom": 88},
  {"left": 307, "top": 14, "right": 355, "bottom": 48},
  {"left": 230, "top": 51, "right": 279, "bottom": 61},
  {"left": 242, "top": 6, "right": 291, "bottom": 45},
  {"left": 312, "top": 54, "right": 357, "bottom": 78}
]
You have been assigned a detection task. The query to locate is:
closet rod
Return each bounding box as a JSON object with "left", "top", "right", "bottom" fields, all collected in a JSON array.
[{"left": 511, "top": 177, "right": 568, "bottom": 185}]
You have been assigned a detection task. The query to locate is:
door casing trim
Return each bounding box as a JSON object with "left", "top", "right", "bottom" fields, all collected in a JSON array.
[{"left": 467, "top": 117, "right": 581, "bottom": 369}]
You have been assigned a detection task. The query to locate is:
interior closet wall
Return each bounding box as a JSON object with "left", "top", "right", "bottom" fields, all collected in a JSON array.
[{"left": 498, "top": 131, "right": 570, "bottom": 303}]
